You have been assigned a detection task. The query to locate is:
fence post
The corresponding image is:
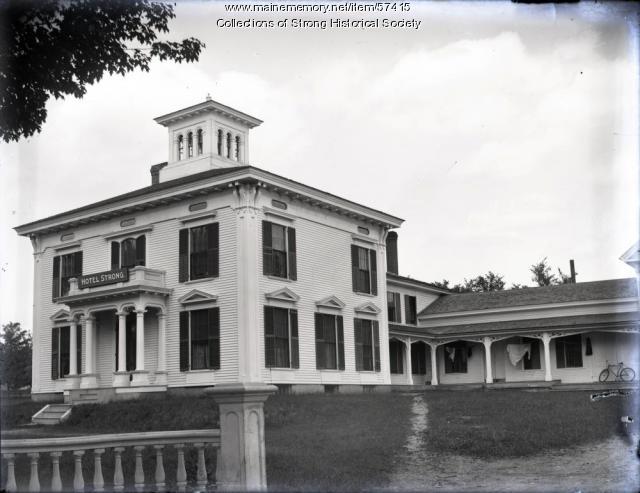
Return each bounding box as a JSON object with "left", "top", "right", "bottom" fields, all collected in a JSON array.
[{"left": 210, "top": 383, "right": 277, "bottom": 491}]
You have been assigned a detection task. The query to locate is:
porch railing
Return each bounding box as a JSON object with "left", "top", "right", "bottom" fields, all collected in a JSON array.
[{"left": 1, "top": 429, "right": 220, "bottom": 492}]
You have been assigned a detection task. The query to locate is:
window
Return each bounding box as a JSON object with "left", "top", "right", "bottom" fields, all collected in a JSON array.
[
  {"left": 197, "top": 129, "right": 203, "bottom": 155},
  {"left": 262, "top": 221, "right": 297, "bottom": 280},
  {"left": 555, "top": 334, "right": 582, "bottom": 368},
  {"left": 226, "top": 132, "right": 232, "bottom": 159},
  {"left": 177, "top": 135, "right": 184, "bottom": 160},
  {"left": 217, "top": 129, "right": 223, "bottom": 155},
  {"left": 354, "top": 318, "right": 380, "bottom": 372},
  {"left": 314, "top": 313, "right": 345, "bottom": 370},
  {"left": 111, "top": 236, "right": 145, "bottom": 270},
  {"left": 52, "top": 251, "right": 83, "bottom": 299},
  {"left": 411, "top": 343, "right": 427, "bottom": 375},
  {"left": 444, "top": 341, "right": 468, "bottom": 373},
  {"left": 179, "top": 223, "right": 219, "bottom": 282},
  {"left": 522, "top": 337, "right": 541, "bottom": 370},
  {"left": 264, "top": 306, "right": 299, "bottom": 369},
  {"left": 179, "top": 308, "right": 220, "bottom": 371},
  {"left": 404, "top": 295, "right": 417, "bottom": 325},
  {"left": 235, "top": 135, "right": 241, "bottom": 160},
  {"left": 387, "top": 291, "right": 402, "bottom": 323},
  {"left": 187, "top": 132, "right": 194, "bottom": 158},
  {"left": 51, "top": 325, "right": 81, "bottom": 379},
  {"left": 389, "top": 339, "right": 404, "bottom": 374},
  {"left": 351, "top": 246, "right": 377, "bottom": 295}
]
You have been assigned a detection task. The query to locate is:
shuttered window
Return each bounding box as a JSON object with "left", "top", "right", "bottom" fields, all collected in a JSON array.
[
  {"left": 314, "top": 313, "right": 345, "bottom": 370},
  {"left": 51, "top": 325, "right": 81, "bottom": 380},
  {"left": 178, "top": 223, "right": 219, "bottom": 282},
  {"left": 404, "top": 295, "right": 417, "bottom": 325},
  {"left": 262, "top": 221, "right": 297, "bottom": 280},
  {"left": 387, "top": 292, "right": 402, "bottom": 323},
  {"left": 264, "top": 306, "right": 299, "bottom": 369},
  {"left": 111, "top": 235, "right": 146, "bottom": 270},
  {"left": 351, "top": 246, "right": 377, "bottom": 295},
  {"left": 555, "top": 335, "right": 582, "bottom": 369},
  {"left": 354, "top": 318, "right": 380, "bottom": 372},
  {"left": 52, "top": 251, "right": 83, "bottom": 299},
  {"left": 178, "top": 308, "right": 220, "bottom": 371},
  {"left": 389, "top": 339, "right": 404, "bottom": 374}
]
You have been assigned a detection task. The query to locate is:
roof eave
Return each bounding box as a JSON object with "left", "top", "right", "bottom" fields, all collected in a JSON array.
[{"left": 154, "top": 100, "right": 263, "bottom": 128}]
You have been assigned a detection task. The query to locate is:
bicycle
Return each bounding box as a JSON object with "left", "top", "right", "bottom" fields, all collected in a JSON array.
[{"left": 599, "top": 361, "right": 636, "bottom": 383}]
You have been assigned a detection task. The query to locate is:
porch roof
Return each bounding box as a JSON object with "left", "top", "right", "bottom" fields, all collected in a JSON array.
[
  {"left": 419, "top": 278, "right": 638, "bottom": 316},
  {"left": 391, "top": 312, "right": 639, "bottom": 339}
]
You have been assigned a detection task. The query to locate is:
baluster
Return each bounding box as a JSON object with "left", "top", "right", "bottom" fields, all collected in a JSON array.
[
  {"left": 154, "top": 445, "right": 166, "bottom": 492},
  {"left": 195, "top": 442, "right": 207, "bottom": 490},
  {"left": 93, "top": 449, "right": 105, "bottom": 492},
  {"left": 27, "top": 452, "right": 40, "bottom": 492},
  {"left": 175, "top": 444, "right": 187, "bottom": 492},
  {"left": 134, "top": 446, "right": 145, "bottom": 492},
  {"left": 73, "top": 450, "right": 84, "bottom": 492},
  {"left": 50, "top": 452, "right": 62, "bottom": 492},
  {"left": 3, "top": 453, "right": 17, "bottom": 492},
  {"left": 113, "top": 447, "right": 125, "bottom": 492}
]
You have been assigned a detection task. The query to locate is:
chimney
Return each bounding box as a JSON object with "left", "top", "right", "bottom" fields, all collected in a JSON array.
[
  {"left": 150, "top": 162, "right": 168, "bottom": 185},
  {"left": 570, "top": 259, "right": 576, "bottom": 283},
  {"left": 386, "top": 231, "right": 399, "bottom": 275}
]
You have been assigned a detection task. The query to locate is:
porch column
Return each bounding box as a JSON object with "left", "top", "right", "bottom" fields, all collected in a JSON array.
[
  {"left": 404, "top": 340, "right": 413, "bottom": 385},
  {"left": 69, "top": 319, "right": 78, "bottom": 376},
  {"left": 80, "top": 315, "right": 98, "bottom": 388},
  {"left": 156, "top": 312, "right": 168, "bottom": 386},
  {"left": 483, "top": 337, "right": 493, "bottom": 384},
  {"left": 542, "top": 332, "right": 552, "bottom": 382},
  {"left": 113, "top": 311, "right": 129, "bottom": 387},
  {"left": 135, "top": 309, "right": 145, "bottom": 371},
  {"left": 429, "top": 343, "right": 439, "bottom": 386}
]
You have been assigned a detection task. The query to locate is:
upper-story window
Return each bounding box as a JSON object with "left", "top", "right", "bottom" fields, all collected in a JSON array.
[
  {"left": 264, "top": 306, "right": 299, "bottom": 369},
  {"left": 179, "top": 308, "right": 220, "bottom": 371},
  {"left": 262, "top": 221, "right": 297, "bottom": 280},
  {"left": 187, "top": 132, "right": 194, "bottom": 158},
  {"left": 111, "top": 236, "right": 146, "bottom": 270},
  {"left": 404, "top": 295, "right": 417, "bottom": 325},
  {"left": 387, "top": 291, "right": 401, "bottom": 323},
  {"left": 197, "top": 129, "right": 203, "bottom": 155},
  {"left": 177, "top": 135, "right": 184, "bottom": 161},
  {"left": 179, "top": 223, "right": 219, "bottom": 282},
  {"left": 354, "top": 318, "right": 380, "bottom": 372},
  {"left": 351, "top": 246, "right": 377, "bottom": 295},
  {"left": 52, "top": 251, "right": 82, "bottom": 299}
]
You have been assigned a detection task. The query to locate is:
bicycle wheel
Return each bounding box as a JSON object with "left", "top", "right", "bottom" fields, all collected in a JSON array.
[
  {"left": 620, "top": 367, "right": 635, "bottom": 382},
  {"left": 599, "top": 369, "right": 610, "bottom": 383}
]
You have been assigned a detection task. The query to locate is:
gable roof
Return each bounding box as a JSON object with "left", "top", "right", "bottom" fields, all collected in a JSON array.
[
  {"left": 386, "top": 272, "right": 452, "bottom": 294},
  {"left": 419, "top": 278, "right": 638, "bottom": 316}
]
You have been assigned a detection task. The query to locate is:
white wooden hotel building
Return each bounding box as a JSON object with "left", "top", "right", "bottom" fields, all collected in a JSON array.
[{"left": 15, "top": 99, "right": 640, "bottom": 402}]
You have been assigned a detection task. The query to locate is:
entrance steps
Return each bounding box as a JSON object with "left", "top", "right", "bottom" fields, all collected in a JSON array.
[{"left": 32, "top": 404, "right": 72, "bottom": 425}]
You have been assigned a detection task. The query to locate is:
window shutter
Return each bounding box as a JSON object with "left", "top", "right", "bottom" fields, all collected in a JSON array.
[
  {"left": 51, "top": 327, "right": 59, "bottom": 380},
  {"left": 404, "top": 295, "right": 411, "bottom": 325},
  {"left": 262, "top": 221, "right": 273, "bottom": 276},
  {"left": 52, "top": 256, "right": 61, "bottom": 300},
  {"left": 264, "top": 306, "right": 275, "bottom": 368},
  {"left": 290, "top": 310, "right": 299, "bottom": 369},
  {"left": 111, "top": 242, "right": 120, "bottom": 270},
  {"left": 208, "top": 307, "right": 220, "bottom": 370},
  {"left": 369, "top": 249, "right": 377, "bottom": 295},
  {"left": 354, "top": 318, "right": 364, "bottom": 371},
  {"left": 351, "top": 245, "right": 359, "bottom": 292},
  {"left": 373, "top": 320, "right": 380, "bottom": 372},
  {"left": 135, "top": 236, "right": 146, "bottom": 267},
  {"left": 394, "top": 293, "right": 401, "bottom": 322},
  {"left": 73, "top": 251, "right": 83, "bottom": 277},
  {"left": 337, "top": 315, "right": 345, "bottom": 370},
  {"left": 207, "top": 223, "right": 219, "bottom": 278},
  {"left": 315, "top": 313, "right": 324, "bottom": 370},
  {"left": 179, "top": 312, "right": 189, "bottom": 371},
  {"left": 76, "top": 325, "right": 82, "bottom": 374},
  {"left": 287, "top": 227, "right": 297, "bottom": 280},
  {"left": 179, "top": 229, "right": 189, "bottom": 282}
]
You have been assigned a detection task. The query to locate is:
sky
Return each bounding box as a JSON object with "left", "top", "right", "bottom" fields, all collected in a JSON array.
[{"left": 1, "top": 1, "right": 639, "bottom": 329}]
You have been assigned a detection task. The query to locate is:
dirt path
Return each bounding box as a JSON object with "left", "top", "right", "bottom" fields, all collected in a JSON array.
[{"left": 388, "top": 393, "right": 640, "bottom": 492}]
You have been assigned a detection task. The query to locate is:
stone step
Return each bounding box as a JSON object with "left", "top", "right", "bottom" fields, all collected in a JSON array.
[{"left": 32, "top": 404, "right": 72, "bottom": 425}]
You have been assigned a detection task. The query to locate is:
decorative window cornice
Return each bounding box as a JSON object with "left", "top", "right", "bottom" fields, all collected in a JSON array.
[
  {"left": 179, "top": 210, "right": 217, "bottom": 224},
  {"left": 50, "top": 309, "right": 71, "bottom": 322},
  {"left": 263, "top": 206, "right": 295, "bottom": 223},
  {"left": 178, "top": 289, "right": 218, "bottom": 305},
  {"left": 351, "top": 233, "right": 377, "bottom": 246},
  {"left": 354, "top": 301, "right": 381, "bottom": 315},
  {"left": 265, "top": 287, "right": 300, "bottom": 304},
  {"left": 54, "top": 241, "right": 82, "bottom": 252},
  {"left": 104, "top": 225, "right": 153, "bottom": 241},
  {"left": 316, "top": 295, "right": 346, "bottom": 310}
]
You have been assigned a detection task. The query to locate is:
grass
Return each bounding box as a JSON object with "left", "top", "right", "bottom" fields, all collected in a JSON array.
[{"left": 423, "top": 389, "right": 639, "bottom": 458}]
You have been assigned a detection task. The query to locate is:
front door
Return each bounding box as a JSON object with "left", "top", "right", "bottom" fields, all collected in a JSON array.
[{"left": 115, "top": 313, "right": 137, "bottom": 371}]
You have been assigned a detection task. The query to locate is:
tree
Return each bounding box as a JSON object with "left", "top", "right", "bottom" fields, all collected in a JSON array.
[
  {"left": 446, "top": 271, "right": 506, "bottom": 293},
  {"left": 0, "top": 322, "right": 32, "bottom": 390},
  {"left": 1, "top": 0, "right": 205, "bottom": 142},
  {"left": 530, "top": 258, "right": 573, "bottom": 286}
]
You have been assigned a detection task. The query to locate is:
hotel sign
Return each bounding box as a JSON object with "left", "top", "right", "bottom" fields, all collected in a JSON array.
[{"left": 78, "top": 269, "right": 129, "bottom": 289}]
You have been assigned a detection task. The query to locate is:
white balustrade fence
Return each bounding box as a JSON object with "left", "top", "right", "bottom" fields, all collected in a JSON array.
[{"left": 1, "top": 429, "right": 220, "bottom": 492}]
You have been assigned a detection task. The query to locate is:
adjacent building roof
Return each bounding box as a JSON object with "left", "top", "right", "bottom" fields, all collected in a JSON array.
[
  {"left": 386, "top": 272, "right": 451, "bottom": 294},
  {"left": 419, "top": 278, "right": 638, "bottom": 316}
]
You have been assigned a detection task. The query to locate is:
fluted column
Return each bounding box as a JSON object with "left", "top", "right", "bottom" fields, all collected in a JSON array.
[
  {"left": 118, "top": 312, "right": 127, "bottom": 372},
  {"left": 135, "top": 309, "right": 145, "bottom": 371},
  {"left": 158, "top": 313, "right": 166, "bottom": 372},
  {"left": 80, "top": 315, "right": 98, "bottom": 388},
  {"left": 69, "top": 319, "right": 78, "bottom": 376}
]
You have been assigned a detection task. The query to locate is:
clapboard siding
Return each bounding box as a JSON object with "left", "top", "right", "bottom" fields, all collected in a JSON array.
[{"left": 385, "top": 283, "right": 440, "bottom": 326}]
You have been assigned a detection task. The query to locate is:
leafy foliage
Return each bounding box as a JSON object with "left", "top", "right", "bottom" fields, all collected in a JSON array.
[
  {"left": 440, "top": 271, "right": 506, "bottom": 293},
  {"left": 0, "top": 0, "right": 204, "bottom": 142},
  {"left": 530, "top": 257, "right": 574, "bottom": 286},
  {"left": 0, "top": 322, "right": 32, "bottom": 390}
]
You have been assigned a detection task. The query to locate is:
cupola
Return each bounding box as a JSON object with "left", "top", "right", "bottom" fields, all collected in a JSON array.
[{"left": 153, "top": 96, "right": 262, "bottom": 182}]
